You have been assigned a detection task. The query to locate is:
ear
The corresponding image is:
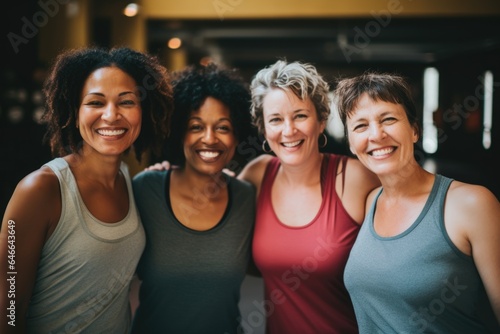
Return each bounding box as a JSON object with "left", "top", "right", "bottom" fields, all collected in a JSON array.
[
  {"left": 319, "top": 118, "right": 327, "bottom": 133},
  {"left": 412, "top": 126, "right": 419, "bottom": 143}
]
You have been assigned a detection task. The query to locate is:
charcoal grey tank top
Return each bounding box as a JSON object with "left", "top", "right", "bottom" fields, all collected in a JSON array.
[{"left": 344, "top": 174, "right": 495, "bottom": 333}]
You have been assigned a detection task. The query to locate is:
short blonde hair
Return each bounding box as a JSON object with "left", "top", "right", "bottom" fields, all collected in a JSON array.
[{"left": 250, "top": 60, "right": 330, "bottom": 135}]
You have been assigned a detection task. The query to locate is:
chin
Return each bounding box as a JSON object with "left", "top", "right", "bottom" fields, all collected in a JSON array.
[
  {"left": 198, "top": 166, "right": 224, "bottom": 176},
  {"left": 277, "top": 155, "right": 306, "bottom": 167}
]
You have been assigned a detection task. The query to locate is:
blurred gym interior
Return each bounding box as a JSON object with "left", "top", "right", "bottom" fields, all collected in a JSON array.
[{"left": 2, "top": 2, "right": 500, "bottom": 332}]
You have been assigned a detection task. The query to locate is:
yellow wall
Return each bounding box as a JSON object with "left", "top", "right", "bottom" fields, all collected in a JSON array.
[
  {"left": 139, "top": 0, "right": 500, "bottom": 18},
  {"left": 38, "top": 0, "right": 500, "bottom": 63},
  {"left": 111, "top": 13, "right": 146, "bottom": 51},
  {"left": 38, "top": 0, "right": 90, "bottom": 63}
]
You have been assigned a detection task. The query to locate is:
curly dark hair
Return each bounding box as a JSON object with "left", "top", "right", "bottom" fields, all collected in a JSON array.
[
  {"left": 42, "top": 46, "right": 173, "bottom": 161},
  {"left": 165, "top": 63, "right": 254, "bottom": 166}
]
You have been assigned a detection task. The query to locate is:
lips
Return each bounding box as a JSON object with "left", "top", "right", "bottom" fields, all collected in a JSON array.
[
  {"left": 198, "top": 150, "right": 221, "bottom": 158},
  {"left": 197, "top": 150, "right": 223, "bottom": 162},
  {"left": 370, "top": 147, "right": 395, "bottom": 157},
  {"left": 281, "top": 140, "right": 303, "bottom": 148},
  {"left": 96, "top": 128, "right": 127, "bottom": 136}
]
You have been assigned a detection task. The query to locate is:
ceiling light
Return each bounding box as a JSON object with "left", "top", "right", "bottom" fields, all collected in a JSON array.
[
  {"left": 124, "top": 3, "right": 139, "bottom": 17},
  {"left": 167, "top": 37, "right": 182, "bottom": 49}
]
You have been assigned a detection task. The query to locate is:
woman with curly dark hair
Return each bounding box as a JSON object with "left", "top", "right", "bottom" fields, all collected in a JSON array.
[
  {"left": 131, "top": 63, "right": 256, "bottom": 333},
  {"left": 0, "top": 46, "right": 173, "bottom": 333}
]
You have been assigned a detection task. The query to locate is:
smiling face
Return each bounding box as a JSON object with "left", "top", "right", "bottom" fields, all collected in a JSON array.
[
  {"left": 183, "top": 97, "right": 237, "bottom": 176},
  {"left": 262, "top": 88, "right": 325, "bottom": 166},
  {"left": 346, "top": 93, "right": 418, "bottom": 176},
  {"left": 78, "top": 66, "right": 142, "bottom": 158}
]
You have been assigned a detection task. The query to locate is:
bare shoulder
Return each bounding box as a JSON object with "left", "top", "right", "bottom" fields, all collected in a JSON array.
[
  {"left": 337, "top": 156, "right": 380, "bottom": 224},
  {"left": 15, "top": 167, "right": 60, "bottom": 201},
  {"left": 446, "top": 182, "right": 500, "bottom": 322},
  {"left": 447, "top": 180, "right": 500, "bottom": 214},
  {"left": 343, "top": 156, "right": 380, "bottom": 192},
  {"left": 2, "top": 166, "right": 61, "bottom": 233},
  {"left": 0, "top": 166, "right": 61, "bottom": 325},
  {"left": 238, "top": 154, "right": 274, "bottom": 190},
  {"left": 445, "top": 180, "right": 499, "bottom": 249}
]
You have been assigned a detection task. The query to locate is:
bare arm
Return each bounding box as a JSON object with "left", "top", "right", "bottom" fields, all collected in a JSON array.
[
  {"left": 340, "top": 157, "right": 381, "bottom": 224},
  {"left": 237, "top": 154, "right": 274, "bottom": 199},
  {"left": 0, "top": 169, "right": 61, "bottom": 333},
  {"left": 446, "top": 182, "right": 500, "bottom": 324}
]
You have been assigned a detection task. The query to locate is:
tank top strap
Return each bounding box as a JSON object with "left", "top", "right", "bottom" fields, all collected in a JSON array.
[
  {"left": 257, "top": 157, "right": 280, "bottom": 207},
  {"left": 321, "top": 154, "right": 346, "bottom": 198},
  {"left": 326, "top": 154, "right": 348, "bottom": 197},
  {"left": 341, "top": 156, "right": 348, "bottom": 196},
  {"left": 261, "top": 157, "right": 281, "bottom": 187}
]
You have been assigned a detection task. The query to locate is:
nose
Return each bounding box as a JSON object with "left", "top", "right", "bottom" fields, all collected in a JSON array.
[
  {"left": 202, "top": 128, "right": 217, "bottom": 145},
  {"left": 368, "top": 123, "right": 386, "bottom": 141},
  {"left": 283, "top": 119, "right": 296, "bottom": 136},
  {"left": 101, "top": 103, "right": 120, "bottom": 122}
]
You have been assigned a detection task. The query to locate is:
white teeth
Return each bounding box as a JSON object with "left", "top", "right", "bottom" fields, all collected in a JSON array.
[
  {"left": 199, "top": 151, "right": 220, "bottom": 158},
  {"left": 97, "top": 129, "right": 126, "bottom": 136},
  {"left": 282, "top": 140, "right": 302, "bottom": 148},
  {"left": 371, "top": 147, "right": 394, "bottom": 156}
]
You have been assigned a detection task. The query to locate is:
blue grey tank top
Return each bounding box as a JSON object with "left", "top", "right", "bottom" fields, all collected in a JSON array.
[{"left": 344, "top": 174, "right": 495, "bottom": 333}]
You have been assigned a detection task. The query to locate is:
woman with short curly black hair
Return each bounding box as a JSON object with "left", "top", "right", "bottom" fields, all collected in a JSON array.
[{"left": 131, "top": 63, "right": 256, "bottom": 333}]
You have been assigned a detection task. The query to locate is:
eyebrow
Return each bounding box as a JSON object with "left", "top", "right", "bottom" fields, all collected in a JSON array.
[
  {"left": 350, "top": 110, "right": 396, "bottom": 122},
  {"left": 188, "top": 116, "right": 232, "bottom": 122},
  {"left": 267, "top": 108, "right": 310, "bottom": 117},
  {"left": 377, "top": 110, "right": 400, "bottom": 118},
  {"left": 84, "top": 91, "right": 136, "bottom": 97}
]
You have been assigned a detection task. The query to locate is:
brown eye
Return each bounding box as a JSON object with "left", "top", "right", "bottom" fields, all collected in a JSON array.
[
  {"left": 85, "top": 100, "right": 103, "bottom": 107},
  {"left": 217, "top": 125, "right": 231, "bottom": 132},
  {"left": 120, "top": 99, "right": 136, "bottom": 106},
  {"left": 353, "top": 124, "right": 367, "bottom": 131},
  {"left": 189, "top": 124, "right": 203, "bottom": 132}
]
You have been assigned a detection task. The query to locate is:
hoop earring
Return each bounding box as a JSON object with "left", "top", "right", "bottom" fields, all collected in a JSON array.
[
  {"left": 319, "top": 133, "right": 327, "bottom": 148},
  {"left": 261, "top": 140, "right": 272, "bottom": 153}
]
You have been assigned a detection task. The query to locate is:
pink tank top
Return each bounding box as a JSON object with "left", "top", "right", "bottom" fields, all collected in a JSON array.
[{"left": 252, "top": 154, "right": 359, "bottom": 334}]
